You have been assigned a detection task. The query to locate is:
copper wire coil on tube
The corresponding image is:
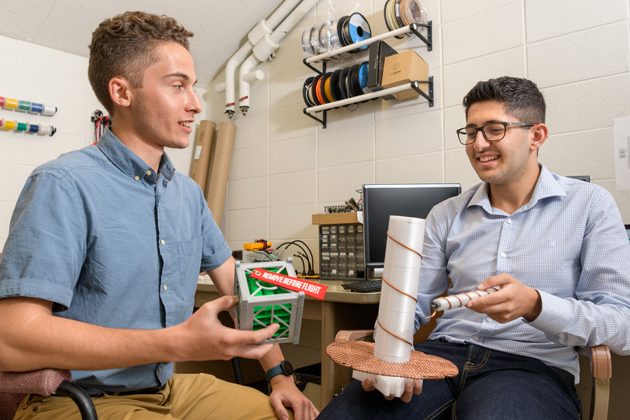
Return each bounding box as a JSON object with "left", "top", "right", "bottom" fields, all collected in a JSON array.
[
  {"left": 205, "top": 122, "right": 236, "bottom": 224},
  {"left": 189, "top": 120, "right": 216, "bottom": 190}
]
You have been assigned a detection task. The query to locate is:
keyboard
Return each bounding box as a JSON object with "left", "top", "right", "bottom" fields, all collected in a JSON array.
[{"left": 341, "top": 280, "right": 382, "bottom": 293}]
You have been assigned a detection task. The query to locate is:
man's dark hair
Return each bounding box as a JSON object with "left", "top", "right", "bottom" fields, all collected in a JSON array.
[
  {"left": 88, "top": 11, "right": 194, "bottom": 114},
  {"left": 463, "top": 76, "right": 546, "bottom": 123}
]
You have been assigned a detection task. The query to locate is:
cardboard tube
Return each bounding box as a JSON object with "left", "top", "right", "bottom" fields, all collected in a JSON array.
[
  {"left": 189, "top": 120, "right": 216, "bottom": 189},
  {"left": 205, "top": 121, "right": 236, "bottom": 224}
]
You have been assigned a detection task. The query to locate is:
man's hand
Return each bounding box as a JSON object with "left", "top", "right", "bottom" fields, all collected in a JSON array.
[
  {"left": 268, "top": 375, "right": 319, "bottom": 420},
  {"left": 175, "top": 295, "right": 278, "bottom": 361},
  {"left": 360, "top": 377, "right": 423, "bottom": 403},
  {"left": 466, "top": 274, "right": 542, "bottom": 323}
]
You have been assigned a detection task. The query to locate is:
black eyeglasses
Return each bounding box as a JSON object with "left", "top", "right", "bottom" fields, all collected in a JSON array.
[{"left": 456, "top": 121, "right": 538, "bottom": 145}]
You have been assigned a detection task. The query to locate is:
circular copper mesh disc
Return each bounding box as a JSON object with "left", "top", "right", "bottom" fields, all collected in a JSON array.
[{"left": 327, "top": 341, "right": 458, "bottom": 379}]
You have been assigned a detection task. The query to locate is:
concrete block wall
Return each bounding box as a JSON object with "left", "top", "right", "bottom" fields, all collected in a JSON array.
[{"left": 205, "top": 0, "right": 630, "bottom": 271}]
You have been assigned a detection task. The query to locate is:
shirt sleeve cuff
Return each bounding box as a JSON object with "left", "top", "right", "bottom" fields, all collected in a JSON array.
[{"left": 526, "top": 290, "right": 574, "bottom": 335}]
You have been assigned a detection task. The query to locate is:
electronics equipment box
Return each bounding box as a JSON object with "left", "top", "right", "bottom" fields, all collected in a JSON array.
[{"left": 381, "top": 49, "right": 429, "bottom": 100}]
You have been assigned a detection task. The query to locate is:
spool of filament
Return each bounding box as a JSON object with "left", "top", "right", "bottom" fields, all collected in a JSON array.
[
  {"left": 0, "top": 118, "right": 4, "bottom": 129},
  {"left": 330, "top": 69, "right": 343, "bottom": 101},
  {"left": 347, "top": 13, "right": 372, "bottom": 48},
  {"left": 0, "top": 96, "right": 5, "bottom": 107},
  {"left": 42, "top": 105, "right": 57, "bottom": 116},
  {"left": 358, "top": 62, "right": 369, "bottom": 93},
  {"left": 30, "top": 102, "right": 44, "bottom": 114},
  {"left": 301, "top": 28, "right": 315, "bottom": 56},
  {"left": 16, "top": 122, "right": 28, "bottom": 131},
  {"left": 4, "top": 97, "right": 19, "bottom": 110},
  {"left": 18, "top": 101, "right": 31, "bottom": 112},
  {"left": 3, "top": 120, "right": 17, "bottom": 130},
  {"left": 37, "top": 125, "right": 56, "bottom": 136},
  {"left": 302, "top": 76, "right": 316, "bottom": 107},
  {"left": 28, "top": 123, "right": 40, "bottom": 134}
]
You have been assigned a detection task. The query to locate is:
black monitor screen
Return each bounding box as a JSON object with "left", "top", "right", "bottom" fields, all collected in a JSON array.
[{"left": 362, "top": 183, "right": 461, "bottom": 271}]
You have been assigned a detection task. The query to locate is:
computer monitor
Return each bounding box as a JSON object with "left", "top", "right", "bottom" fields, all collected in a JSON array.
[
  {"left": 568, "top": 175, "right": 591, "bottom": 182},
  {"left": 362, "top": 183, "right": 461, "bottom": 278}
]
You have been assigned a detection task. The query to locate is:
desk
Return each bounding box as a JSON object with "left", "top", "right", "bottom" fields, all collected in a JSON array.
[{"left": 195, "top": 281, "right": 380, "bottom": 408}]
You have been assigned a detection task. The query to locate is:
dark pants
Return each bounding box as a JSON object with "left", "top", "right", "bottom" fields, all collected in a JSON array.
[{"left": 318, "top": 340, "right": 581, "bottom": 420}]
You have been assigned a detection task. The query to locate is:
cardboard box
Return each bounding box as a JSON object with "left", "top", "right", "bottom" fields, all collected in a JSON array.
[{"left": 381, "top": 49, "right": 429, "bottom": 100}]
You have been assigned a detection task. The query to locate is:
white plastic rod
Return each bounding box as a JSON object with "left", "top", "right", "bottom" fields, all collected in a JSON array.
[
  {"left": 222, "top": 0, "right": 302, "bottom": 117},
  {"left": 239, "top": 0, "right": 319, "bottom": 114}
]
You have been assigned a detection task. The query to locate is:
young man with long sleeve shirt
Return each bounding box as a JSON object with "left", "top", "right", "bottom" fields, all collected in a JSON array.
[{"left": 318, "top": 76, "right": 630, "bottom": 419}]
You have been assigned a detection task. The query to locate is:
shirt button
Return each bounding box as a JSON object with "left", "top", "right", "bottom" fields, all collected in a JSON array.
[
  {"left": 500, "top": 252, "right": 507, "bottom": 258},
  {"left": 163, "top": 284, "right": 168, "bottom": 291},
  {"left": 146, "top": 169, "right": 152, "bottom": 176},
  {"left": 160, "top": 239, "right": 166, "bottom": 245},
  {"left": 507, "top": 219, "right": 512, "bottom": 224},
  {"left": 134, "top": 175, "right": 141, "bottom": 181}
]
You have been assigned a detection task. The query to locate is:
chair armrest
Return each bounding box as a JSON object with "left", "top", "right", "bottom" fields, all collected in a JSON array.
[
  {"left": 0, "top": 369, "right": 70, "bottom": 395},
  {"left": 584, "top": 345, "right": 611, "bottom": 420},
  {"left": 588, "top": 345, "right": 612, "bottom": 379},
  {"left": 334, "top": 329, "right": 374, "bottom": 343}
]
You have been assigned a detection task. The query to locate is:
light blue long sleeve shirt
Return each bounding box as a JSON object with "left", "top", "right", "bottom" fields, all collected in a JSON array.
[
  {"left": 415, "top": 165, "right": 630, "bottom": 381},
  {"left": 0, "top": 129, "right": 232, "bottom": 394}
]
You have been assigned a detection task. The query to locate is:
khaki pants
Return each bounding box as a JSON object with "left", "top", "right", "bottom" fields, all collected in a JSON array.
[{"left": 14, "top": 373, "right": 278, "bottom": 419}]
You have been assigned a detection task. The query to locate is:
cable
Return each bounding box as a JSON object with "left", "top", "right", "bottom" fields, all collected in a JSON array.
[{"left": 276, "top": 241, "right": 313, "bottom": 275}]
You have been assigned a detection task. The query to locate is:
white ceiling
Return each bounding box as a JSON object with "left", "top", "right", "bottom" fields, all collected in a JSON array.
[{"left": 0, "top": 0, "right": 285, "bottom": 87}]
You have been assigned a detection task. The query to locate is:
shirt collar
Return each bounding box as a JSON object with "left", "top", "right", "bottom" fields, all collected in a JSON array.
[
  {"left": 467, "top": 164, "right": 566, "bottom": 213},
  {"left": 96, "top": 129, "right": 175, "bottom": 182}
]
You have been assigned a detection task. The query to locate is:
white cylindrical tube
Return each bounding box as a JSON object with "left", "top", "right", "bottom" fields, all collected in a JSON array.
[{"left": 373, "top": 215, "right": 425, "bottom": 363}]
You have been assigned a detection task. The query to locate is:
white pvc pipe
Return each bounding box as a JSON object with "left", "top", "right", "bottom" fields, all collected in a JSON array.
[
  {"left": 238, "top": 0, "right": 319, "bottom": 113},
  {"left": 222, "top": 0, "right": 302, "bottom": 117}
]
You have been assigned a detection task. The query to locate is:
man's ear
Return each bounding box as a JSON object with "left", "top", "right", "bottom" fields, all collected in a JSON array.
[
  {"left": 109, "top": 77, "right": 133, "bottom": 108},
  {"left": 529, "top": 123, "right": 548, "bottom": 152}
]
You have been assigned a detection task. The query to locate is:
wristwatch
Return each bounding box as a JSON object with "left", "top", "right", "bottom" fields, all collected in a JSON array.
[{"left": 265, "top": 360, "right": 294, "bottom": 382}]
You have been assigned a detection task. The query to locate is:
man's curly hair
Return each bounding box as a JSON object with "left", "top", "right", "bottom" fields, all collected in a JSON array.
[{"left": 88, "top": 11, "right": 194, "bottom": 114}]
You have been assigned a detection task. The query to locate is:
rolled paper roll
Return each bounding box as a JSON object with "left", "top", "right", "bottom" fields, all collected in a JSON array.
[{"left": 432, "top": 286, "right": 502, "bottom": 311}]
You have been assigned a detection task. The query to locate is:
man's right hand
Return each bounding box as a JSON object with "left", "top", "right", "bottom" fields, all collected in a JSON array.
[
  {"left": 360, "top": 377, "right": 423, "bottom": 403},
  {"left": 175, "top": 295, "right": 278, "bottom": 362}
]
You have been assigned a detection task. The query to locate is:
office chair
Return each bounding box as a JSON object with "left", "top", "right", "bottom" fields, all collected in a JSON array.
[
  {"left": 332, "top": 329, "right": 612, "bottom": 420},
  {"left": 0, "top": 369, "right": 97, "bottom": 420}
]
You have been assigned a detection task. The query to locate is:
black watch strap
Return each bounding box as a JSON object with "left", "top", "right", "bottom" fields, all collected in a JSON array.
[{"left": 265, "top": 360, "right": 294, "bottom": 382}]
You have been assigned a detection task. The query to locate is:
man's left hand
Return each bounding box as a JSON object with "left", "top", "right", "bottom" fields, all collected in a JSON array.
[
  {"left": 269, "top": 375, "right": 319, "bottom": 420},
  {"left": 466, "top": 273, "right": 542, "bottom": 323}
]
